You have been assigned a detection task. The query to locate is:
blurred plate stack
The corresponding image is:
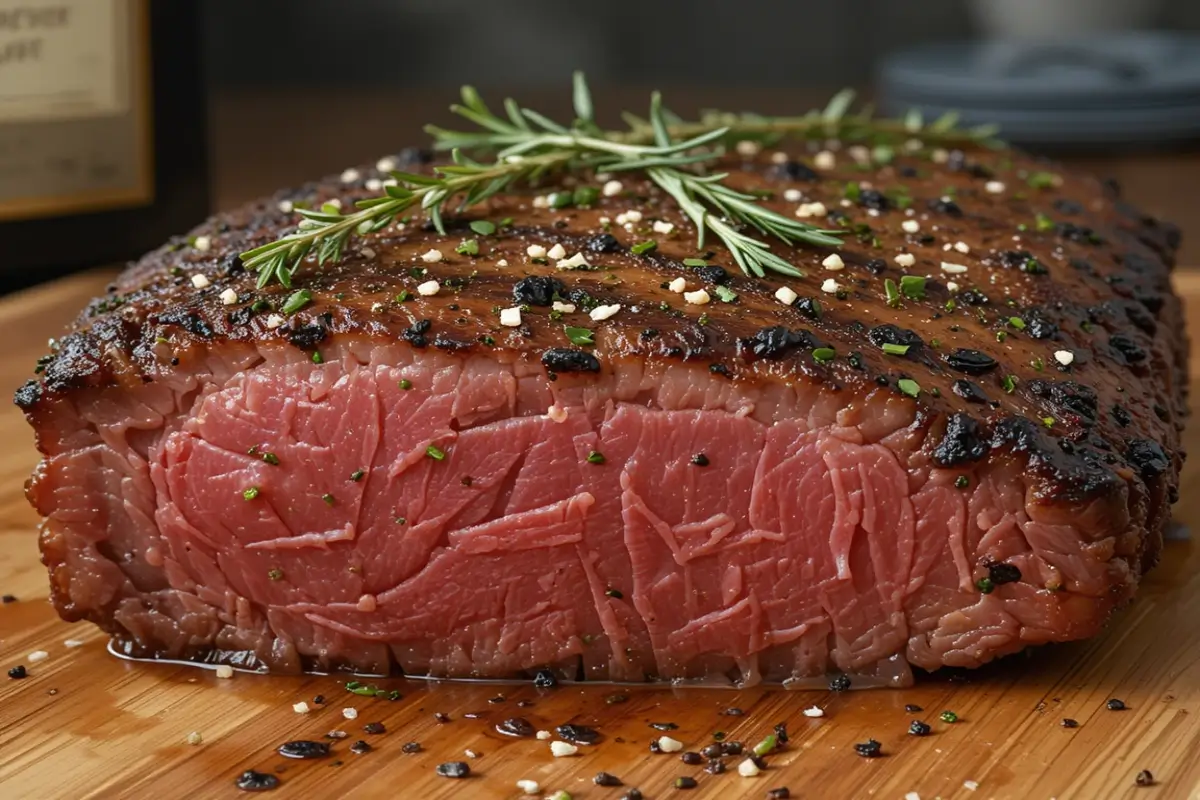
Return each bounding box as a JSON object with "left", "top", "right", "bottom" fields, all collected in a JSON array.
[{"left": 878, "top": 32, "right": 1200, "bottom": 150}]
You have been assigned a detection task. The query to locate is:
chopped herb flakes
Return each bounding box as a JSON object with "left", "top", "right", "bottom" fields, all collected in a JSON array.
[
  {"left": 1002, "top": 375, "right": 1018, "bottom": 393},
  {"left": 267, "top": 568, "right": 283, "bottom": 581},
  {"left": 714, "top": 285, "right": 738, "bottom": 303},
  {"left": 426, "top": 444, "right": 446, "bottom": 460},
  {"left": 586, "top": 450, "right": 606, "bottom": 465},
  {"left": 976, "top": 577, "right": 995, "bottom": 594},
  {"left": 955, "top": 475, "right": 970, "bottom": 489},
  {"left": 1009, "top": 316, "right": 1026, "bottom": 330},
  {"left": 1035, "top": 213, "right": 1056, "bottom": 232},
  {"left": 631, "top": 240, "right": 657, "bottom": 256},
  {"left": 899, "top": 275, "right": 926, "bottom": 300},
  {"left": 565, "top": 326, "right": 595, "bottom": 346},
  {"left": 812, "top": 347, "right": 836, "bottom": 364},
  {"left": 940, "top": 710, "right": 960, "bottom": 723},
  {"left": 242, "top": 486, "right": 260, "bottom": 501},
  {"left": 282, "top": 289, "right": 312, "bottom": 315},
  {"left": 351, "top": 469, "right": 365, "bottom": 482},
  {"left": 469, "top": 220, "right": 496, "bottom": 235},
  {"left": 399, "top": 379, "right": 413, "bottom": 390},
  {"left": 885, "top": 278, "right": 901, "bottom": 308},
  {"left": 322, "top": 493, "right": 335, "bottom": 506},
  {"left": 882, "top": 343, "right": 910, "bottom": 356},
  {"left": 456, "top": 239, "right": 480, "bottom": 256},
  {"left": 897, "top": 378, "right": 920, "bottom": 397},
  {"left": 683, "top": 258, "right": 707, "bottom": 267},
  {"left": 261, "top": 452, "right": 280, "bottom": 466}
]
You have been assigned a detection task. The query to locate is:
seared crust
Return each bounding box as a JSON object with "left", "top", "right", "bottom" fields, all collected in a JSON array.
[{"left": 18, "top": 143, "right": 1187, "bottom": 578}]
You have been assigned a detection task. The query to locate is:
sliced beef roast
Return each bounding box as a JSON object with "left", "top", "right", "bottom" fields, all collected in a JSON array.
[{"left": 17, "top": 141, "right": 1186, "bottom": 685}]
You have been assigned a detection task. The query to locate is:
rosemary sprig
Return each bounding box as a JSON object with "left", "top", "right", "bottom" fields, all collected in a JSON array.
[{"left": 240, "top": 74, "right": 997, "bottom": 288}]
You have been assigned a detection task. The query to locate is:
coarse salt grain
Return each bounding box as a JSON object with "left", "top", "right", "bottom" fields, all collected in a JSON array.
[
  {"left": 985, "top": 180, "right": 1006, "bottom": 194},
  {"left": 265, "top": 314, "right": 285, "bottom": 329},
  {"left": 536, "top": 730, "right": 552, "bottom": 740},
  {"left": 343, "top": 707, "right": 358, "bottom": 720},
  {"left": 499, "top": 307, "right": 522, "bottom": 327},
  {"left": 895, "top": 253, "right": 916, "bottom": 267},
  {"left": 954, "top": 241, "right": 970, "bottom": 254},
  {"left": 590, "top": 304, "right": 621, "bottom": 321},
  {"left": 795, "top": 201, "right": 827, "bottom": 218},
  {"left": 340, "top": 168, "right": 360, "bottom": 184},
  {"left": 532, "top": 195, "right": 550, "bottom": 208},
  {"left": 770, "top": 151, "right": 789, "bottom": 164},
  {"left": 775, "top": 286, "right": 798, "bottom": 306},
  {"left": 652, "top": 220, "right": 675, "bottom": 235},
  {"left": 277, "top": 200, "right": 293, "bottom": 213},
  {"left": 371, "top": 302, "right": 384, "bottom": 313},
  {"left": 219, "top": 288, "right": 238, "bottom": 305},
  {"left": 465, "top": 749, "right": 480, "bottom": 759},
  {"left": 683, "top": 289, "right": 711, "bottom": 306},
  {"left": 738, "top": 758, "right": 762, "bottom": 777},
  {"left": 549, "top": 741, "right": 578, "bottom": 757},
  {"left": 905, "top": 793, "right": 921, "bottom": 800},
  {"left": 556, "top": 252, "right": 589, "bottom": 270},
  {"left": 496, "top": 259, "right": 509, "bottom": 267},
  {"left": 193, "top": 235, "right": 211, "bottom": 252},
  {"left": 421, "top": 249, "right": 443, "bottom": 263},
  {"left": 547, "top": 243, "right": 567, "bottom": 260},
  {"left": 783, "top": 188, "right": 803, "bottom": 202},
  {"left": 657, "top": 736, "right": 684, "bottom": 753},
  {"left": 602, "top": 179, "right": 623, "bottom": 197},
  {"left": 941, "top": 262, "right": 969, "bottom": 274},
  {"left": 1054, "top": 350, "right": 1075, "bottom": 366},
  {"left": 365, "top": 178, "right": 383, "bottom": 192},
  {"left": 376, "top": 156, "right": 397, "bottom": 173},
  {"left": 214, "top": 665, "right": 234, "bottom": 679},
  {"left": 848, "top": 144, "right": 871, "bottom": 164},
  {"left": 822, "top": 253, "right": 845, "bottom": 271},
  {"left": 190, "top": 274, "right": 210, "bottom": 289},
  {"left": 814, "top": 150, "right": 836, "bottom": 170},
  {"left": 552, "top": 301, "right": 576, "bottom": 313},
  {"left": 546, "top": 405, "right": 568, "bottom": 423},
  {"left": 902, "top": 219, "right": 921, "bottom": 234},
  {"left": 516, "top": 779, "right": 541, "bottom": 795},
  {"left": 187, "top": 731, "right": 203, "bottom": 746},
  {"left": 361, "top": 247, "right": 376, "bottom": 259},
  {"left": 63, "top": 639, "right": 85, "bottom": 648},
  {"left": 598, "top": 216, "right": 611, "bottom": 225},
  {"left": 417, "top": 280, "right": 440, "bottom": 297},
  {"left": 964, "top": 780, "right": 979, "bottom": 791},
  {"left": 526, "top": 244, "right": 547, "bottom": 258},
  {"left": 931, "top": 148, "right": 950, "bottom": 164},
  {"left": 821, "top": 278, "right": 841, "bottom": 294},
  {"left": 735, "top": 140, "right": 761, "bottom": 157},
  {"left": 325, "top": 198, "right": 342, "bottom": 210},
  {"left": 27, "top": 650, "right": 48, "bottom": 663},
  {"left": 947, "top": 281, "right": 960, "bottom": 292},
  {"left": 803, "top": 706, "right": 825, "bottom": 718},
  {"left": 293, "top": 702, "right": 310, "bottom": 714},
  {"left": 669, "top": 277, "right": 688, "bottom": 293}
]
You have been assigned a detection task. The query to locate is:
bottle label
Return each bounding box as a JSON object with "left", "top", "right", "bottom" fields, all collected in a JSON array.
[{"left": 0, "top": 0, "right": 152, "bottom": 220}]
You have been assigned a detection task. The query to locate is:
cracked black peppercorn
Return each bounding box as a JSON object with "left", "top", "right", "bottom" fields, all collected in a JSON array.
[
  {"left": 768, "top": 789, "right": 792, "bottom": 799},
  {"left": 277, "top": 741, "right": 331, "bottom": 760},
  {"left": 402, "top": 742, "right": 422, "bottom": 753},
  {"left": 435, "top": 761, "right": 471, "bottom": 778},
  {"left": 1107, "top": 698, "right": 1128, "bottom": 711},
  {"left": 680, "top": 751, "right": 703, "bottom": 765},
  {"left": 705, "top": 759, "right": 727, "bottom": 775},
  {"left": 533, "top": 668, "right": 559, "bottom": 688},
  {"left": 621, "top": 790, "right": 644, "bottom": 800},
  {"left": 8, "top": 665, "right": 27, "bottom": 679},
  {"left": 674, "top": 776, "right": 698, "bottom": 790},
  {"left": 1061, "top": 718, "right": 1079, "bottom": 728},
  {"left": 909, "top": 720, "right": 931, "bottom": 736},
  {"left": 904, "top": 704, "right": 923, "bottom": 713},
  {"left": 829, "top": 674, "right": 851, "bottom": 691},
  {"left": 363, "top": 722, "right": 386, "bottom": 735},
  {"left": 854, "top": 739, "right": 883, "bottom": 758},
  {"left": 350, "top": 740, "right": 371, "bottom": 754},
  {"left": 594, "top": 772, "right": 622, "bottom": 787},
  {"left": 235, "top": 770, "right": 280, "bottom": 792},
  {"left": 1135, "top": 770, "right": 1155, "bottom": 787}
]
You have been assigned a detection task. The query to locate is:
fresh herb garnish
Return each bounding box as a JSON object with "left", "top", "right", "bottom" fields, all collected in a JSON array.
[
  {"left": 1002, "top": 374, "right": 1018, "bottom": 393},
  {"left": 351, "top": 469, "right": 365, "bottom": 481},
  {"left": 882, "top": 343, "right": 910, "bottom": 356},
  {"left": 455, "top": 239, "right": 479, "bottom": 256},
  {"left": 586, "top": 451, "right": 606, "bottom": 465},
  {"left": 399, "top": 378, "right": 413, "bottom": 390},
  {"left": 469, "top": 220, "right": 496, "bottom": 235},
  {"left": 281, "top": 289, "right": 312, "bottom": 315},
  {"left": 884, "top": 278, "right": 901, "bottom": 308},
  {"left": 261, "top": 452, "right": 280, "bottom": 466},
  {"left": 1027, "top": 171, "right": 1058, "bottom": 189},
  {"left": 1035, "top": 213, "right": 1056, "bottom": 232},
  {"left": 242, "top": 486, "right": 260, "bottom": 501},
  {"left": 241, "top": 76, "right": 994, "bottom": 287},
  {"left": 714, "top": 285, "right": 738, "bottom": 303},
  {"left": 1008, "top": 316, "right": 1026, "bottom": 330},
  {"left": 564, "top": 326, "right": 595, "bottom": 346},
  {"left": 631, "top": 240, "right": 658, "bottom": 256},
  {"left": 897, "top": 378, "right": 921, "bottom": 398},
  {"left": 682, "top": 258, "right": 708, "bottom": 267},
  {"left": 812, "top": 347, "right": 836, "bottom": 364},
  {"left": 426, "top": 444, "right": 446, "bottom": 460},
  {"left": 899, "top": 275, "right": 925, "bottom": 300}
]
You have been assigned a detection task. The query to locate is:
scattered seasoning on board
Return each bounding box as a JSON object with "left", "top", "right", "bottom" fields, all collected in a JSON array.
[
  {"left": 909, "top": 720, "right": 931, "bottom": 736},
  {"left": 402, "top": 741, "right": 422, "bottom": 754},
  {"left": 533, "top": 669, "right": 559, "bottom": 688},
  {"left": 8, "top": 665, "right": 27, "bottom": 679},
  {"left": 691, "top": 453, "right": 710, "bottom": 467},
  {"left": 1061, "top": 718, "right": 1079, "bottom": 729},
  {"left": 829, "top": 675, "right": 852, "bottom": 692},
  {"left": 1135, "top": 770, "right": 1155, "bottom": 787},
  {"left": 680, "top": 751, "right": 704, "bottom": 765},
  {"left": 497, "top": 718, "right": 536, "bottom": 737},
  {"left": 854, "top": 739, "right": 883, "bottom": 758},
  {"left": 235, "top": 770, "right": 280, "bottom": 792},
  {"left": 350, "top": 740, "right": 372, "bottom": 755},
  {"left": 363, "top": 722, "right": 386, "bottom": 735},
  {"left": 436, "top": 761, "right": 471, "bottom": 778},
  {"left": 606, "top": 693, "right": 629, "bottom": 705},
  {"left": 277, "top": 741, "right": 331, "bottom": 760},
  {"left": 434, "top": 712, "right": 451, "bottom": 724},
  {"left": 904, "top": 704, "right": 923, "bottom": 713},
  {"left": 768, "top": 789, "right": 792, "bottom": 799},
  {"left": 1, "top": 594, "right": 17, "bottom": 603},
  {"left": 620, "top": 791, "right": 644, "bottom": 800},
  {"left": 557, "top": 724, "right": 601, "bottom": 745},
  {"left": 1107, "top": 699, "right": 1128, "bottom": 711},
  {"left": 723, "top": 707, "right": 746, "bottom": 716},
  {"left": 651, "top": 722, "right": 679, "bottom": 731},
  {"left": 940, "top": 711, "right": 959, "bottom": 723},
  {"left": 595, "top": 772, "right": 623, "bottom": 787}
]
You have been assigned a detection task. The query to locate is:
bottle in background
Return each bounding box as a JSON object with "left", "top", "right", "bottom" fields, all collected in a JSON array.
[{"left": 0, "top": 0, "right": 208, "bottom": 292}]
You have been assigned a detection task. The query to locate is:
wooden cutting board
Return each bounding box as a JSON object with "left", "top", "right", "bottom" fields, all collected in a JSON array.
[{"left": 1, "top": 269, "right": 1198, "bottom": 800}]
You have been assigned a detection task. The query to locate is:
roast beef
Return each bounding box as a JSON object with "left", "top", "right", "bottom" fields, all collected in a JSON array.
[{"left": 17, "top": 141, "right": 1187, "bottom": 685}]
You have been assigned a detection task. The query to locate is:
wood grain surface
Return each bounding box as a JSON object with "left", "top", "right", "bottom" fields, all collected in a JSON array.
[{"left": 0, "top": 270, "right": 1198, "bottom": 800}]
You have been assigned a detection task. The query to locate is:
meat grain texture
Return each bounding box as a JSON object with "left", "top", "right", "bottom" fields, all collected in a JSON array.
[{"left": 17, "top": 143, "right": 1187, "bottom": 686}]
